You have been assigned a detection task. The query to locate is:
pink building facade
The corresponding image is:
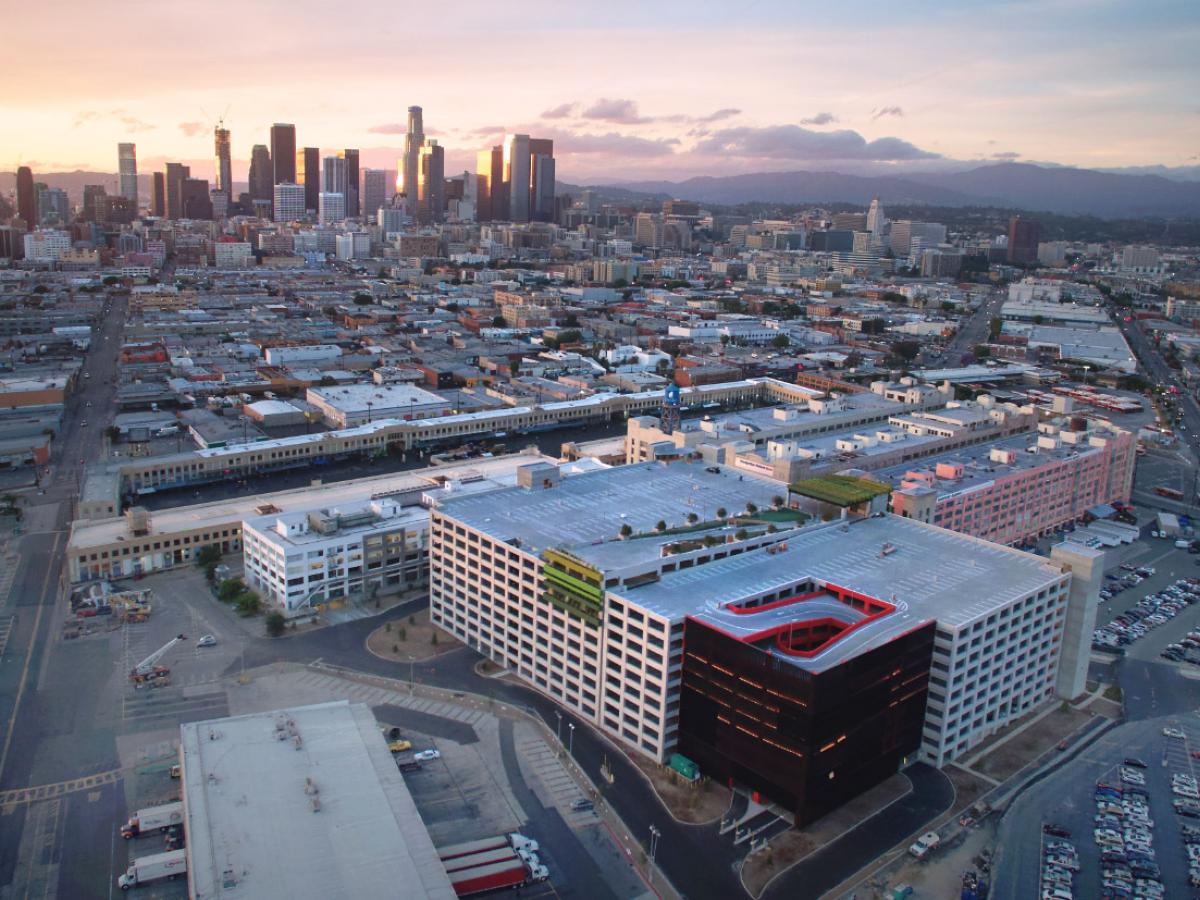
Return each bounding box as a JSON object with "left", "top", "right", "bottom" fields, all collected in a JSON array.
[{"left": 889, "top": 423, "right": 1136, "bottom": 546}]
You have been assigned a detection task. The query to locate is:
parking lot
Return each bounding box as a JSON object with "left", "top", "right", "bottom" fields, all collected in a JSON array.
[{"left": 995, "top": 713, "right": 1200, "bottom": 900}]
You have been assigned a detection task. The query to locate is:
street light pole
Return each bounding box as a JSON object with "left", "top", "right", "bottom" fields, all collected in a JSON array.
[
  {"left": 568, "top": 722, "right": 575, "bottom": 756},
  {"left": 648, "top": 825, "right": 661, "bottom": 886}
]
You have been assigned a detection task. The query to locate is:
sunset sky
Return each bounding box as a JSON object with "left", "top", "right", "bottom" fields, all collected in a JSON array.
[{"left": 4, "top": 0, "right": 1197, "bottom": 183}]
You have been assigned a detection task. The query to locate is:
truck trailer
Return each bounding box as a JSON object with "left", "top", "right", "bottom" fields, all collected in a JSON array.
[
  {"left": 448, "top": 859, "right": 548, "bottom": 897},
  {"left": 443, "top": 846, "right": 519, "bottom": 873},
  {"left": 121, "top": 800, "right": 183, "bottom": 839},
  {"left": 117, "top": 848, "right": 187, "bottom": 890},
  {"left": 437, "top": 833, "right": 538, "bottom": 861}
]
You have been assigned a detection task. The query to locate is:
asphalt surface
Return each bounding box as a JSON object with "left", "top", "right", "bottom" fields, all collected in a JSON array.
[
  {"left": 993, "top": 715, "right": 1200, "bottom": 900},
  {"left": 0, "top": 294, "right": 127, "bottom": 894},
  {"left": 1121, "top": 313, "right": 1200, "bottom": 457},
  {"left": 762, "top": 763, "right": 954, "bottom": 900}
]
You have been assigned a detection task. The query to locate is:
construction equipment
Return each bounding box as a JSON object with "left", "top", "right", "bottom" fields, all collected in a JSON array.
[{"left": 130, "top": 635, "right": 186, "bottom": 683}]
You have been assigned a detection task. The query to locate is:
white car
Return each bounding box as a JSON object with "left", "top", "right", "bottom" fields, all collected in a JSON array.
[
  {"left": 1164, "top": 727, "right": 1187, "bottom": 739},
  {"left": 196, "top": 634, "right": 217, "bottom": 648},
  {"left": 413, "top": 749, "right": 440, "bottom": 761}
]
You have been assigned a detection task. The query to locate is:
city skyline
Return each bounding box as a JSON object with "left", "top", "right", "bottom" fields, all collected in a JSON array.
[{"left": 3, "top": 0, "right": 1197, "bottom": 182}]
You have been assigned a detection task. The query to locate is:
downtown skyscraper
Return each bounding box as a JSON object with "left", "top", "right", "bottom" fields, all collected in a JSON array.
[
  {"left": 248, "top": 145, "right": 273, "bottom": 205},
  {"left": 270, "top": 123, "right": 297, "bottom": 185},
  {"left": 297, "top": 147, "right": 320, "bottom": 214},
  {"left": 118, "top": 143, "right": 138, "bottom": 203},
  {"left": 16, "top": 166, "right": 35, "bottom": 230},
  {"left": 343, "top": 149, "right": 360, "bottom": 218},
  {"left": 213, "top": 126, "right": 232, "bottom": 200},
  {"left": 477, "top": 135, "right": 554, "bottom": 223},
  {"left": 400, "top": 106, "right": 424, "bottom": 211},
  {"left": 417, "top": 140, "right": 445, "bottom": 224}
]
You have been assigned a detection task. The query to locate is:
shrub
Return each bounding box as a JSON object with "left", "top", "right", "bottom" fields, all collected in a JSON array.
[
  {"left": 716, "top": 507, "right": 727, "bottom": 519},
  {"left": 686, "top": 512, "right": 698, "bottom": 524},
  {"left": 619, "top": 523, "right": 633, "bottom": 538},
  {"left": 265, "top": 611, "right": 286, "bottom": 637},
  {"left": 656, "top": 520, "right": 667, "bottom": 532},
  {"left": 745, "top": 502, "right": 758, "bottom": 515}
]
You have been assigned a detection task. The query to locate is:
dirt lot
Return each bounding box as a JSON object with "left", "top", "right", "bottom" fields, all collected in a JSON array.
[
  {"left": 624, "top": 749, "right": 731, "bottom": 825},
  {"left": 366, "top": 609, "right": 462, "bottom": 662},
  {"left": 742, "top": 828, "right": 814, "bottom": 897},
  {"left": 945, "top": 764, "right": 991, "bottom": 816},
  {"left": 971, "top": 705, "right": 1094, "bottom": 782}
]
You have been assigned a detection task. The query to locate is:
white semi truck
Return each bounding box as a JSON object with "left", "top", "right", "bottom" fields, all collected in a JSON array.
[
  {"left": 117, "top": 848, "right": 187, "bottom": 890},
  {"left": 121, "top": 800, "right": 183, "bottom": 839}
]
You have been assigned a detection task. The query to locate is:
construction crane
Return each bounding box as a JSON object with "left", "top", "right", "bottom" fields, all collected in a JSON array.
[{"left": 130, "top": 634, "right": 186, "bottom": 683}]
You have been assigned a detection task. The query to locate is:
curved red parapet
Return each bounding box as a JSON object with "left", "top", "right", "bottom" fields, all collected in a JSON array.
[{"left": 724, "top": 589, "right": 824, "bottom": 615}]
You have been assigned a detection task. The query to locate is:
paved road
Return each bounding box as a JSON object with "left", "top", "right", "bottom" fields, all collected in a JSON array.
[
  {"left": 0, "top": 294, "right": 126, "bottom": 894},
  {"left": 763, "top": 763, "right": 954, "bottom": 900},
  {"left": 1121, "top": 313, "right": 1200, "bottom": 458}
]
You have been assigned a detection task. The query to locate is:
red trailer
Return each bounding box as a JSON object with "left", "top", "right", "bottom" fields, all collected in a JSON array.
[{"left": 448, "top": 859, "right": 527, "bottom": 896}]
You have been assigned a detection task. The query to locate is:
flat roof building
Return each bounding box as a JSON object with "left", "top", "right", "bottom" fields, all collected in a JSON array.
[
  {"left": 430, "top": 462, "right": 1091, "bottom": 822},
  {"left": 180, "top": 700, "right": 456, "bottom": 900},
  {"left": 307, "top": 383, "right": 452, "bottom": 428}
]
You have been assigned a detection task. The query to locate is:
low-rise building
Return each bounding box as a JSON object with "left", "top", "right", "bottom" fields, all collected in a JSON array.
[
  {"left": 306, "top": 383, "right": 452, "bottom": 428},
  {"left": 179, "top": 701, "right": 456, "bottom": 900}
]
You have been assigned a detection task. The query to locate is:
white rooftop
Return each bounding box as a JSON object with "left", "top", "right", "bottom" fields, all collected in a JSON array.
[
  {"left": 621, "top": 514, "right": 1067, "bottom": 670},
  {"left": 181, "top": 700, "right": 456, "bottom": 900},
  {"left": 310, "top": 383, "right": 448, "bottom": 412},
  {"left": 69, "top": 452, "right": 556, "bottom": 550}
]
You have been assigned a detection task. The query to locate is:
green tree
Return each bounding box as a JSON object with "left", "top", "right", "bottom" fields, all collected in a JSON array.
[
  {"left": 892, "top": 340, "right": 920, "bottom": 363},
  {"left": 508, "top": 358, "right": 521, "bottom": 376},
  {"left": 493, "top": 315, "right": 507, "bottom": 327},
  {"left": 974, "top": 344, "right": 991, "bottom": 358},
  {"left": 772, "top": 495, "right": 785, "bottom": 509},
  {"left": 265, "top": 610, "right": 286, "bottom": 637},
  {"left": 686, "top": 512, "right": 698, "bottom": 524},
  {"left": 218, "top": 578, "right": 246, "bottom": 602},
  {"left": 716, "top": 507, "right": 727, "bottom": 519},
  {"left": 656, "top": 520, "right": 667, "bottom": 532},
  {"left": 771, "top": 333, "right": 790, "bottom": 349},
  {"left": 195, "top": 544, "right": 222, "bottom": 568},
  {"left": 105, "top": 425, "right": 121, "bottom": 441},
  {"left": 988, "top": 317, "right": 1003, "bottom": 340},
  {"left": 353, "top": 293, "right": 373, "bottom": 305},
  {"left": 102, "top": 275, "right": 119, "bottom": 286},
  {"left": 619, "top": 523, "right": 633, "bottom": 538},
  {"left": 235, "top": 591, "right": 261, "bottom": 617},
  {"left": 745, "top": 502, "right": 758, "bottom": 516}
]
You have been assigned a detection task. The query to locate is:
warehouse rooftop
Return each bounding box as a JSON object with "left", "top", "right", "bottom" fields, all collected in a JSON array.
[{"left": 180, "top": 700, "right": 456, "bottom": 900}]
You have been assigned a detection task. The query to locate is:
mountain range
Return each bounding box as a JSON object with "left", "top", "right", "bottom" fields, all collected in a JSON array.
[
  {"left": 582, "top": 163, "right": 1200, "bottom": 218},
  {"left": 4, "top": 162, "right": 1200, "bottom": 219}
]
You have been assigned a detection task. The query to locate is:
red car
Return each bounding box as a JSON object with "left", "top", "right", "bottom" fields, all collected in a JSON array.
[{"left": 1191, "top": 750, "right": 1200, "bottom": 760}]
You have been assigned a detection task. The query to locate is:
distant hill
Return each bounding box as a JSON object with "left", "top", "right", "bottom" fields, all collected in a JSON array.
[
  {"left": 584, "top": 163, "right": 1200, "bottom": 218},
  {"left": 8, "top": 162, "right": 1200, "bottom": 219}
]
